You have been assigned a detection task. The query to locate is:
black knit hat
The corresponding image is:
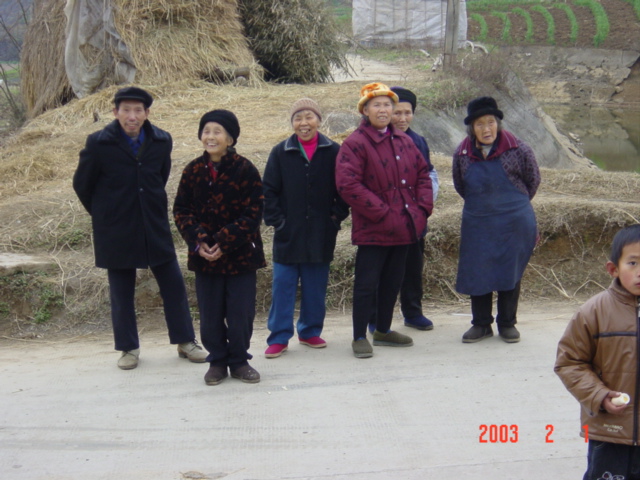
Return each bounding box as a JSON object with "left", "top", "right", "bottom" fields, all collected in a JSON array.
[
  {"left": 464, "top": 96, "right": 503, "bottom": 125},
  {"left": 391, "top": 87, "right": 417, "bottom": 112},
  {"left": 198, "top": 109, "right": 241, "bottom": 146},
  {"left": 114, "top": 87, "right": 153, "bottom": 109}
]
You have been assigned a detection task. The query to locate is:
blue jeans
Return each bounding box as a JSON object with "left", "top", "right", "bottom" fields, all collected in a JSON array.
[
  {"left": 584, "top": 439, "right": 640, "bottom": 480},
  {"left": 266, "top": 262, "right": 330, "bottom": 345}
]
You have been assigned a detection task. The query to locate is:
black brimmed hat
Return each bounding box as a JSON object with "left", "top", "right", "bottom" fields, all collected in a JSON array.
[{"left": 464, "top": 96, "right": 503, "bottom": 125}]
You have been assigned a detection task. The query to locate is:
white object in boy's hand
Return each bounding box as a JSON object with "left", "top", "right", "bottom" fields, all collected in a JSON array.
[{"left": 611, "top": 393, "right": 631, "bottom": 406}]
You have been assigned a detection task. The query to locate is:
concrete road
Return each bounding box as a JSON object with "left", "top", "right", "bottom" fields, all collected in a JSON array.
[{"left": 1, "top": 302, "right": 588, "bottom": 480}]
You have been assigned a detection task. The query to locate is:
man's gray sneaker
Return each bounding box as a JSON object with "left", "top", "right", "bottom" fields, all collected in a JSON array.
[
  {"left": 117, "top": 348, "right": 140, "bottom": 370},
  {"left": 177, "top": 341, "right": 208, "bottom": 363}
]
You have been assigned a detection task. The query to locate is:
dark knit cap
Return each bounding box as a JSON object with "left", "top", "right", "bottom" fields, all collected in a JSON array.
[
  {"left": 391, "top": 87, "right": 417, "bottom": 112},
  {"left": 198, "top": 109, "right": 241, "bottom": 146},
  {"left": 114, "top": 87, "right": 153, "bottom": 109},
  {"left": 464, "top": 96, "right": 504, "bottom": 125}
]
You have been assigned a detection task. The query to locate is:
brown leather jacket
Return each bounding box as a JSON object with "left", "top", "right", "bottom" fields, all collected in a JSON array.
[{"left": 555, "top": 279, "right": 639, "bottom": 445}]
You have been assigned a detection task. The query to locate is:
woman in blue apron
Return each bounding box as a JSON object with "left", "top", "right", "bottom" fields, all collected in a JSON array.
[{"left": 452, "top": 97, "right": 541, "bottom": 344}]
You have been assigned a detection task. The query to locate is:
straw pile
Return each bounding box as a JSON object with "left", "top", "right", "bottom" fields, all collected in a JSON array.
[
  {"left": 20, "top": 0, "right": 261, "bottom": 118},
  {"left": 239, "top": 0, "right": 350, "bottom": 83},
  {"left": 20, "top": 0, "right": 74, "bottom": 117},
  {"left": 112, "top": 0, "right": 260, "bottom": 85}
]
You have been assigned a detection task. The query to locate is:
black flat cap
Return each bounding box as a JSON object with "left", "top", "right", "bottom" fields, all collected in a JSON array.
[{"left": 114, "top": 87, "right": 153, "bottom": 109}]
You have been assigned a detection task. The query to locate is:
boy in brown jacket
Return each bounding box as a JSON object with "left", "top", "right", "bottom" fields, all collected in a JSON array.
[{"left": 555, "top": 224, "right": 640, "bottom": 480}]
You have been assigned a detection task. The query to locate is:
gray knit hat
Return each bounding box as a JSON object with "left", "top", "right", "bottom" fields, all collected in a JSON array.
[{"left": 290, "top": 98, "right": 322, "bottom": 122}]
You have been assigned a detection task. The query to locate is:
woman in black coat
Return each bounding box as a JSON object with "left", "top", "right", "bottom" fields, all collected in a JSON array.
[
  {"left": 262, "top": 98, "right": 349, "bottom": 358},
  {"left": 174, "top": 109, "right": 266, "bottom": 386}
]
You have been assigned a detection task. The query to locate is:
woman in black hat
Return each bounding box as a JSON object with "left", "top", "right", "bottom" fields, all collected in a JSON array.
[
  {"left": 173, "top": 110, "right": 266, "bottom": 385},
  {"left": 452, "top": 97, "right": 540, "bottom": 344}
]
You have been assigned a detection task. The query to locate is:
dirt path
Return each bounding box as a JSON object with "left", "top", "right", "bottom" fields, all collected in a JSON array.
[{"left": 1, "top": 301, "right": 590, "bottom": 480}]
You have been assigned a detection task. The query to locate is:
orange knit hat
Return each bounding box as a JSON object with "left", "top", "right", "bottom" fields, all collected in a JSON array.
[{"left": 357, "top": 82, "right": 399, "bottom": 114}]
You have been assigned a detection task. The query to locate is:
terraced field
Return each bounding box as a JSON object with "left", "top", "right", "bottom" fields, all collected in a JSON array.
[{"left": 467, "top": 0, "right": 640, "bottom": 51}]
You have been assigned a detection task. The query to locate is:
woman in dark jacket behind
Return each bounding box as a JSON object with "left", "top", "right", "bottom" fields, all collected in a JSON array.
[
  {"left": 452, "top": 96, "right": 540, "bottom": 344},
  {"left": 174, "top": 110, "right": 266, "bottom": 385},
  {"left": 262, "top": 98, "right": 349, "bottom": 358},
  {"left": 336, "top": 82, "right": 433, "bottom": 359}
]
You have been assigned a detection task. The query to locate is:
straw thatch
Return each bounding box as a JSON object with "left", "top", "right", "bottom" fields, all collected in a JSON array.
[
  {"left": 113, "top": 0, "right": 260, "bottom": 85},
  {"left": 239, "top": 0, "right": 351, "bottom": 83},
  {"left": 20, "top": 0, "right": 261, "bottom": 118},
  {"left": 20, "top": 0, "right": 74, "bottom": 117}
]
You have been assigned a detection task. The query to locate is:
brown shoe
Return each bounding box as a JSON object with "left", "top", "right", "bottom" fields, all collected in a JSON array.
[
  {"left": 204, "top": 365, "right": 228, "bottom": 386},
  {"left": 230, "top": 364, "right": 260, "bottom": 384}
]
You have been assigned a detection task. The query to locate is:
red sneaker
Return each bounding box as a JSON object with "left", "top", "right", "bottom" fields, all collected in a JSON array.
[
  {"left": 265, "top": 343, "right": 288, "bottom": 358},
  {"left": 298, "top": 336, "right": 327, "bottom": 348}
]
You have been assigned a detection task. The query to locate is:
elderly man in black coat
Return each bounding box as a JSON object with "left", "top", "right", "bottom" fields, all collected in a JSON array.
[{"left": 73, "top": 86, "right": 206, "bottom": 370}]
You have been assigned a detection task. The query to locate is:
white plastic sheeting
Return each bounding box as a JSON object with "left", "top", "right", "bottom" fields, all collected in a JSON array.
[
  {"left": 64, "top": 0, "right": 136, "bottom": 98},
  {"left": 352, "top": 0, "right": 467, "bottom": 47}
]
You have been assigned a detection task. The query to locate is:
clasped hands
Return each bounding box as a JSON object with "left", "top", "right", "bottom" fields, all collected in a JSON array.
[{"left": 198, "top": 242, "right": 223, "bottom": 262}]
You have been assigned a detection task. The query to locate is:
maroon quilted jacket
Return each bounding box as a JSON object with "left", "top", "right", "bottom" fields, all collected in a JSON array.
[{"left": 336, "top": 119, "right": 433, "bottom": 246}]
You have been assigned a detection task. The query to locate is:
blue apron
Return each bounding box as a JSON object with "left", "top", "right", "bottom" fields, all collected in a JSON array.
[{"left": 456, "top": 158, "right": 537, "bottom": 296}]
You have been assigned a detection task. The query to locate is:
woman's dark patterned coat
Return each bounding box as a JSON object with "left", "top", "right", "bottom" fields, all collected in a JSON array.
[{"left": 173, "top": 152, "right": 266, "bottom": 275}]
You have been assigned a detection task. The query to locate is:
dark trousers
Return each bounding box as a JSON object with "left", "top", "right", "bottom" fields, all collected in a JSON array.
[
  {"left": 108, "top": 258, "right": 195, "bottom": 351},
  {"left": 584, "top": 440, "right": 640, "bottom": 480},
  {"left": 400, "top": 238, "right": 425, "bottom": 319},
  {"left": 195, "top": 271, "right": 256, "bottom": 369},
  {"left": 352, "top": 245, "right": 409, "bottom": 340},
  {"left": 470, "top": 281, "right": 521, "bottom": 328}
]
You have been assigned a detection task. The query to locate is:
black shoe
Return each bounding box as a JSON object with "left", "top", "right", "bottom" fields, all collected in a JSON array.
[
  {"left": 462, "top": 325, "right": 494, "bottom": 343},
  {"left": 204, "top": 365, "right": 228, "bottom": 386},
  {"left": 498, "top": 326, "right": 521, "bottom": 343},
  {"left": 230, "top": 364, "right": 260, "bottom": 384}
]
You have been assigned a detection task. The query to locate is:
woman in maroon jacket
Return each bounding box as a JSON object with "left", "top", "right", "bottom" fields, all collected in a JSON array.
[{"left": 336, "top": 83, "right": 433, "bottom": 358}]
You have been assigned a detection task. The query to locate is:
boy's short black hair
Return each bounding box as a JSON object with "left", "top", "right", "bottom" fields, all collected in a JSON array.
[{"left": 610, "top": 224, "right": 640, "bottom": 265}]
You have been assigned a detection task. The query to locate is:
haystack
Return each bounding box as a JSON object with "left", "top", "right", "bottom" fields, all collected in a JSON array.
[
  {"left": 21, "top": 0, "right": 260, "bottom": 117},
  {"left": 240, "top": 0, "right": 350, "bottom": 83},
  {"left": 112, "top": 0, "right": 258, "bottom": 84}
]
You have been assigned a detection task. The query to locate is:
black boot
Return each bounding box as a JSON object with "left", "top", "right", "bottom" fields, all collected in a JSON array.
[{"left": 462, "top": 325, "right": 494, "bottom": 343}]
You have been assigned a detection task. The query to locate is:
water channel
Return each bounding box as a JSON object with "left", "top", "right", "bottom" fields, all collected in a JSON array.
[{"left": 542, "top": 105, "right": 640, "bottom": 172}]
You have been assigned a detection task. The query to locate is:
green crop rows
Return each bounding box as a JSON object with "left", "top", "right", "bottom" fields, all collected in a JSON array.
[{"left": 466, "top": 0, "right": 629, "bottom": 47}]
